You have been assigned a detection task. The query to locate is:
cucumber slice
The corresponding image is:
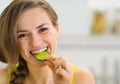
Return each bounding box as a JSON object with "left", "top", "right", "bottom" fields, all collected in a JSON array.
[{"left": 35, "top": 51, "right": 50, "bottom": 61}]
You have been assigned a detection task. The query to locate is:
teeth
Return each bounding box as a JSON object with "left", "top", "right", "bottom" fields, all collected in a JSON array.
[{"left": 32, "top": 48, "right": 47, "bottom": 54}]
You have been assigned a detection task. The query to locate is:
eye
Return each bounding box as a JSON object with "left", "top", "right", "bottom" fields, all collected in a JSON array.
[
  {"left": 39, "top": 28, "right": 48, "bottom": 33},
  {"left": 18, "top": 33, "right": 28, "bottom": 38}
]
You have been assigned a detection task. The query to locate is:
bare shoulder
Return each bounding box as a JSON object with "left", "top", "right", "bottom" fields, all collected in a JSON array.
[
  {"left": 74, "top": 68, "right": 95, "bottom": 84},
  {"left": 0, "top": 66, "right": 8, "bottom": 84}
]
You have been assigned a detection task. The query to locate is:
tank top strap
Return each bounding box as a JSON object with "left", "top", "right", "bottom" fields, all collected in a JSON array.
[
  {"left": 72, "top": 65, "right": 78, "bottom": 84},
  {"left": 8, "top": 63, "right": 19, "bottom": 84}
]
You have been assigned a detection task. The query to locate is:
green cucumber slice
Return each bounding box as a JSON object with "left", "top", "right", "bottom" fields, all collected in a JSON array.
[{"left": 35, "top": 51, "right": 50, "bottom": 61}]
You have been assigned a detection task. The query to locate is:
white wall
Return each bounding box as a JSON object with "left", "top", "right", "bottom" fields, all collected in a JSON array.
[
  {"left": 0, "top": 0, "right": 11, "bottom": 13},
  {"left": 47, "top": 0, "right": 92, "bottom": 36}
]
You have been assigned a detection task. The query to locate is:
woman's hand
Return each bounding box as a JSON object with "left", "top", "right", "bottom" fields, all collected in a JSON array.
[{"left": 45, "top": 56, "right": 73, "bottom": 84}]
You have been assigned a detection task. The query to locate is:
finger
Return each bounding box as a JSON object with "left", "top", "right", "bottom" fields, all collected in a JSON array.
[
  {"left": 54, "top": 57, "right": 66, "bottom": 70},
  {"left": 56, "top": 66, "right": 72, "bottom": 79},
  {"left": 45, "top": 60, "right": 54, "bottom": 70},
  {"left": 53, "top": 57, "right": 73, "bottom": 74},
  {"left": 46, "top": 56, "right": 73, "bottom": 76},
  {"left": 45, "top": 57, "right": 65, "bottom": 74},
  {"left": 46, "top": 56, "right": 56, "bottom": 61}
]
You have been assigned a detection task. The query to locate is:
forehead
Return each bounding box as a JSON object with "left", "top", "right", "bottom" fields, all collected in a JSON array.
[{"left": 17, "top": 7, "right": 51, "bottom": 29}]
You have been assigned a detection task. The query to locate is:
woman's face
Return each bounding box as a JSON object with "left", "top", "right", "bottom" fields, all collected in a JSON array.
[{"left": 17, "top": 7, "right": 59, "bottom": 65}]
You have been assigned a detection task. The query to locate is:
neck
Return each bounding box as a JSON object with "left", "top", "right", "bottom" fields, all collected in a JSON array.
[{"left": 24, "top": 63, "right": 54, "bottom": 84}]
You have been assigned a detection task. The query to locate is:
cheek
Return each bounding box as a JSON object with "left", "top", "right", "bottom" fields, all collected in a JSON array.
[
  {"left": 49, "top": 37, "right": 57, "bottom": 47},
  {"left": 17, "top": 40, "right": 29, "bottom": 55},
  {"left": 47, "top": 32, "right": 58, "bottom": 52},
  {"left": 51, "top": 29, "right": 58, "bottom": 46},
  {"left": 17, "top": 42, "right": 30, "bottom": 61}
]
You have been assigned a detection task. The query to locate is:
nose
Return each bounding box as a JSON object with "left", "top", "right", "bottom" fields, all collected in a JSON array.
[{"left": 30, "top": 34, "right": 43, "bottom": 47}]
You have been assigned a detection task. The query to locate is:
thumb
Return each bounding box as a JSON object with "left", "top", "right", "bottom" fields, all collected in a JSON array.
[{"left": 45, "top": 60, "right": 55, "bottom": 72}]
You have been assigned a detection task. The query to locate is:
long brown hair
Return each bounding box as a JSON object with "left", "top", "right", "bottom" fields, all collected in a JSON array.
[{"left": 0, "top": 0, "right": 58, "bottom": 84}]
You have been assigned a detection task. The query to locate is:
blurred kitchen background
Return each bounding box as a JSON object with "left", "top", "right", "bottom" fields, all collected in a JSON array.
[{"left": 0, "top": 0, "right": 120, "bottom": 84}]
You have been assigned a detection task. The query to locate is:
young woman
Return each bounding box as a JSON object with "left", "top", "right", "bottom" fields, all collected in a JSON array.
[{"left": 0, "top": 0, "right": 95, "bottom": 84}]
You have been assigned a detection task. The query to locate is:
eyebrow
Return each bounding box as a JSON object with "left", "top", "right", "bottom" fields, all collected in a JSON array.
[
  {"left": 17, "top": 23, "right": 48, "bottom": 33},
  {"left": 17, "top": 30, "right": 27, "bottom": 33},
  {"left": 36, "top": 23, "right": 48, "bottom": 29}
]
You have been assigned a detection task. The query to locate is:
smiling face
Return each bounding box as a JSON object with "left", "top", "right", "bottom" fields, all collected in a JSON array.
[{"left": 17, "top": 7, "right": 59, "bottom": 65}]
